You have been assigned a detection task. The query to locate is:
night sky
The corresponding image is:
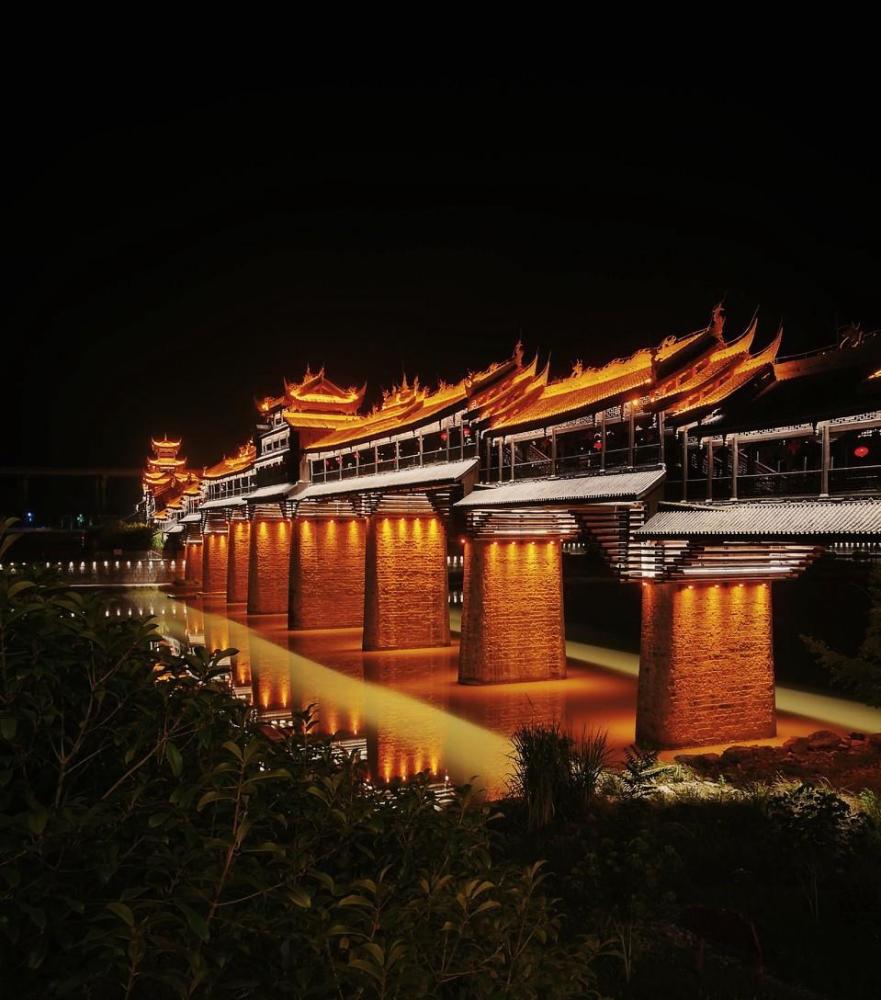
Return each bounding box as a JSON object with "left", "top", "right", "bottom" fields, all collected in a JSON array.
[{"left": 6, "top": 70, "right": 879, "bottom": 470}]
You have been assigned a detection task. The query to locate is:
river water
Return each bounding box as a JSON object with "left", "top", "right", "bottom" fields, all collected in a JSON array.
[{"left": 111, "top": 589, "right": 880, "bottom": 799}]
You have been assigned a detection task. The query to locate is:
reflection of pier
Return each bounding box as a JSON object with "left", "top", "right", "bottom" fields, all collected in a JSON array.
[{"left": 115, "top": 589, "right": 881, "bottom": 795}]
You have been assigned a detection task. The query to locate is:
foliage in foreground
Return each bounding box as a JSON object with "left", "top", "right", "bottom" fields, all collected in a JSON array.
[
  {"left": 0, "top": 548, "right": 600, "bottom": 997},
  {"left": 803, "top": 563, "right": 881, "bottom": 707},
  {"left": 2, "top": 516, "right": 880, "bottom": 1000}
]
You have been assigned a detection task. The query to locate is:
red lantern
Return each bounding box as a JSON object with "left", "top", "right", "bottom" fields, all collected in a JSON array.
[
  {"left": 440, "top": 430, "right": 448, "bottom": 442},
  {"left": 854, "top": 445, "right": 870, "bottom": 459},
  {"left": 592, "top": 440, "right": 602, "bottom": 452},
  {"left": 463, "top": 425, "right": 472, "bottom": 437}
]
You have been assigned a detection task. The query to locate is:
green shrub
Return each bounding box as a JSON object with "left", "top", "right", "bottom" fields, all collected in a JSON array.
[{"left": 0, "top": 526, "right": 602, "bottom": 998}]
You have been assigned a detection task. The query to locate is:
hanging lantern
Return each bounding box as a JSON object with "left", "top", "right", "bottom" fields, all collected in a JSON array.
[
  {"left": 463, "top": 425, "right": 472, "bottom": 437},
  {"left": 592, "top": 440, "right": 602, "bottom": 452},
  {"left": 854, "top": 445, "right": 870, "bottom": 459},
  {"left": 440, "top": 430, "right": 448, "bottom": 442}
]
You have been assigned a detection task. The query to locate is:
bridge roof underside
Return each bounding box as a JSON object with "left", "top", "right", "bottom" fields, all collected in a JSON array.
[
  {"left": 456, "top": 468, "right": 665, "bottom": 509},
  {"left": 243, "top": 481, "right": 299, "bottom": 502},
  {"left": 200, "top": 496, "right": 248, "bottom": 511},
  {"left": 297, "top": 459, "right": 478, "bottom": 500},
  {"left": 635, "top": 499, "right": 881, "bottom": 541}
]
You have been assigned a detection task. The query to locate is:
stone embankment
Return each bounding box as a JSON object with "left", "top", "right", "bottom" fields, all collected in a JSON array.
[{"left": 676, "top": 731, "right": 881, "bottom": 793}]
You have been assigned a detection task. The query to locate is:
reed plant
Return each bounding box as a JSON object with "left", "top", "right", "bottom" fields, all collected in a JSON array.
[{"left": 509, "top": 721, "right": 609, "bottom": 830}]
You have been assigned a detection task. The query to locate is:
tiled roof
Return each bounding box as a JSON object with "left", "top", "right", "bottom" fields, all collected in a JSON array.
[
  {"left": 298, "top": 459, "right": 479, "bottom": 499},
  {"left": 488, "top": 350, "right": 655, "bottom": 433},
  {"left": 203, "top": 441, "right": 256, "bottom": 479},
  {"left": 298, "top": 350, "right": 532, "bottom": 452},
  {"left": 635, "top": 500, "right": 881, "bottom": 539},
  {"left": 650, "top": 320, "right": 756, "bottom": 407},
  {"left": 179, "top": 513, "right": 202, "bottom": 524},
  {"left": 456, "top": 468, "right": 666, "bottom": 508},
  {"left": 667, "top": 329, "right": 783, "bottom": 419}
]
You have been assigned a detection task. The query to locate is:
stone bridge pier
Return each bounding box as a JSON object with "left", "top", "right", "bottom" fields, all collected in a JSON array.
[
  {"left": 629, "top": 498, "right": 881, "bottom": 748},
  {"left": 289, "top": 514, "right": 367, "bottom": 629},
  {"left": 247, "top": 504, "right": 292, "bottom": 615},
  {"left": 226, "top": 512, "right": 251, "bottom": 603},
  {"left": 363, "top": 512, "right": 450, "bottom": 651},
  {"left": 454, "top": 469, "right": 664, "bottom": 684},
  {"left": 183, "top": 539, "right": 203, "bottom": 589},
  {"left": 635, "top": 580, "right": 775, "bottom": 747},
  {"left": 201, "top": 513, "right": 229, "bottom": 596},
  {"left": 290, "top": 461, "right": 476, "bottom": 650},
  {"left": 459, "top": 536, "right": 566, "bottom": 683}
]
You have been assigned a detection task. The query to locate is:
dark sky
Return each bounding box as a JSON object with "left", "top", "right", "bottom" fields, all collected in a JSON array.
[{"left": 6, "top": 69, "right": 879, "bottom": 469}]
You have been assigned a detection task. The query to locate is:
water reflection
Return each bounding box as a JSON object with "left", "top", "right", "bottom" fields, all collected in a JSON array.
[{"left": 107, "top": 589, "right": 873, "bottom": 799}]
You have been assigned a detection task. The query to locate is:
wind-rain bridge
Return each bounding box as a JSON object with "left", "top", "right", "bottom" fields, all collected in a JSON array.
[{"left": 142, "top": 307, "right": 881, "bottom": 747}]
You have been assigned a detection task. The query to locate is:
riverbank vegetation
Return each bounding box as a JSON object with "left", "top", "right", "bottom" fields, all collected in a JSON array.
[{"left": 1, "top": 525, "right": 879, "bottom": 998}]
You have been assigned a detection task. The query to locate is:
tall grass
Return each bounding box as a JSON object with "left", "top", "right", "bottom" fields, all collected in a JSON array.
[
  {"left": 570, "top": 727, "right": 612, "bottom": 813},
  {"left": 509, "top": 722, "right": 609, "bottom": 830}
]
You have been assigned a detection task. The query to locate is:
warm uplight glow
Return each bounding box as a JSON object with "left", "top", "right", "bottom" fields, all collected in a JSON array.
[
  {"left": 290, "top": 517, "right": 367, "bottom": 629},
  {"left": 201, "top": 532, "right": 228, "bottom": 596},
  {"left": 227, "top": 520, "right": 251, "bottom": 603},
  {"left": 459, "top": 538, "right": 565, "bottom": 683},
  {"left": 638, "top": 581, "right": 775, "bottom": 747},
  {"left": 364, "top": 515, "right": 449, "bottom": 651},
  {"left": 247, "top": 517, "right": 292, "bottom": 615}
]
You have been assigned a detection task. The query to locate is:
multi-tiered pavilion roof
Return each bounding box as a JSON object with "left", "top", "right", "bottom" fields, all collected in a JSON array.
[
  {"left": 294, "top": 345, "right": 542, "bottom": 453},
  {"left": 142, "top": 437, "right": 202, "bottom": 520}
]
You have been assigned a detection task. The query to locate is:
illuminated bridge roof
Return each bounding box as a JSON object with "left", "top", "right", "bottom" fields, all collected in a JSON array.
[
  {"left": 456, "top": 468, "right": 666, "bottom": 508},
  {"left": 635, "top": 500, "right": 881, "bottom": 540},
  {"left": 299, "top": 348, "right": 533, "bottom": 452},
  {"left": 483, "top": 307, "right": 730, "bottom": 435},
  {"left": 203, "top": 441, "right": 256, "bottom": 479},
  {"left": 297, "top": 459, "right": 479, "bottom": 500}
]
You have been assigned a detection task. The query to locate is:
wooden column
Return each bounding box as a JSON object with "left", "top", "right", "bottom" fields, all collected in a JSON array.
[
  {"left": 681, "top": 430, "right": 689, "bottom": 502},
  {"left": 820, "top": 424, "right": 831, "bottom": 496},
  {"left": 706, "top": 439, "right": 714, "bottom": 501},
  {"left": 730, "top": 433, "right": 739, "bottom": 501},
  {"left": 628, "top": 405, "right": 636, "bottom": 467}
]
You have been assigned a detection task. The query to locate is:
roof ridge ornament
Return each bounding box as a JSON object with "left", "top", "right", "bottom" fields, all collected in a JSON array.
[{"left": 710, "top": 302, "right": 726, "bottom": 340}]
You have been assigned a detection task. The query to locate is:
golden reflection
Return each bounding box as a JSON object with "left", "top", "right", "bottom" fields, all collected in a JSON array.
[{"left": 136, "top": 588, "right": 872, "bottom": 798}]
